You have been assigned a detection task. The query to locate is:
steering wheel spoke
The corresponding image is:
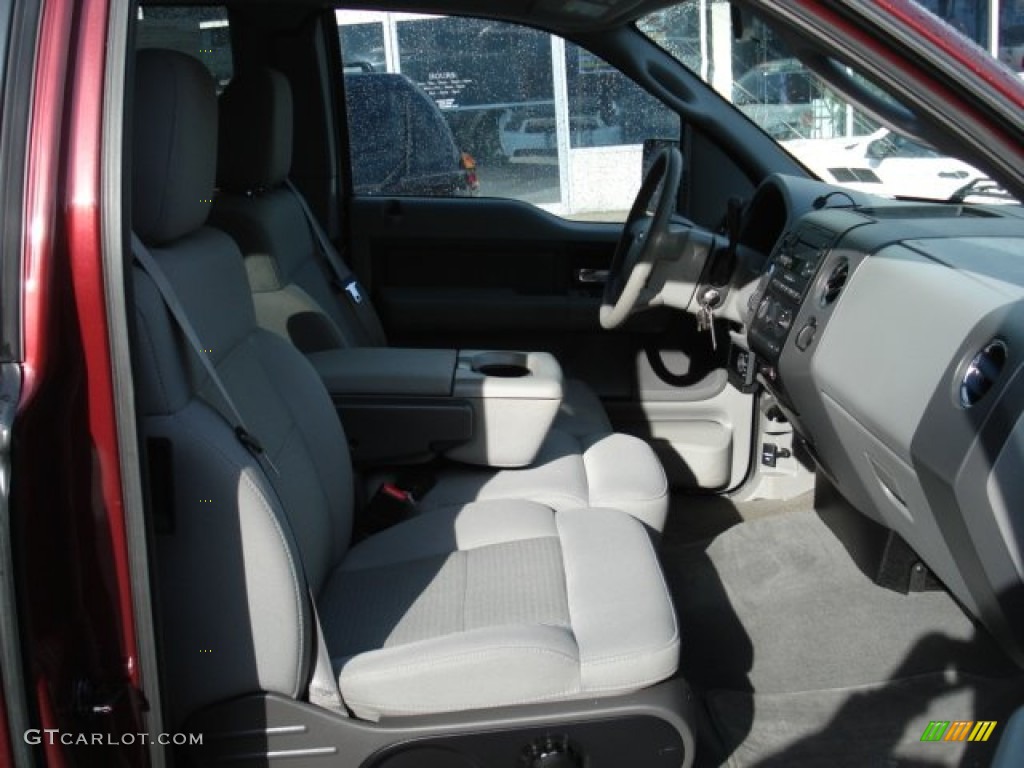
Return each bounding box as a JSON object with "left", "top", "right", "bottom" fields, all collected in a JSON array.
[
  {"left": 630, "top": 215, "right": 652, "bottom": 239},
  {"left": 599, "top": 147, "right": 684, "bottom": 330}
]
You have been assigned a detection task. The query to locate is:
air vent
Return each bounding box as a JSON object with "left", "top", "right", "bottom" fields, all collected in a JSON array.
[
  {"left": 959, "top": 339, "right": 1008, "bottom": 408},
  {"left": 820, "top": 259, "right": 849, "bottom": 307},
  {"left": 828, "top": 167, "right": 881, "bottom": 184}
]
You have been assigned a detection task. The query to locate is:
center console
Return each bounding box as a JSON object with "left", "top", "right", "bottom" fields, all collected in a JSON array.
[
  {"left": 747, "top": 223, "right": 837, "bottom": 364},
  {"left": 308, "top": 347, "right": 563, "bottom": 467},
  {"left": 739, "top": 209, "right": 870, "bottom": 413}
]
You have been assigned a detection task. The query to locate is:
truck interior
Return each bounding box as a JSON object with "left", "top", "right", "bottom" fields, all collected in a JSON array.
[{"left": 38, "top": 0, "right": 1024, "bottom": 766}]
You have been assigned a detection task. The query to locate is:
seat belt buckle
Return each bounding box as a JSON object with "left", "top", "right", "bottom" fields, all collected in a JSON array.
[
  {"left": 358, "top": 482, "right": 417, "bottom": 538},
  {"left": 380, "top": 482, "right": 414, "bottom": 504}
]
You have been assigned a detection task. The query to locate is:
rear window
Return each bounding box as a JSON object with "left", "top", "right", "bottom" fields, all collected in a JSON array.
[{"left": 136, "top": 6, "right": 232, "bottom": 89}]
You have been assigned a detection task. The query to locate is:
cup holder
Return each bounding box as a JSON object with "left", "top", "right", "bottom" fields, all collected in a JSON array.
[
  {"left": 476, "top": 364, "right": 530, "bottom": 378},
  {"left": 471, "top": 352, "right": 531, "bottom": 378}
]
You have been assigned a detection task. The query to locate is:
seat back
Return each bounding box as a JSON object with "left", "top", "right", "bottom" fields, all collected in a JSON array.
[
  {"left": 212, "top": 68, "right": 387, "bottom": 354},
  {"left": 131, "top": 49, "right": 354, "bottom": 725}
]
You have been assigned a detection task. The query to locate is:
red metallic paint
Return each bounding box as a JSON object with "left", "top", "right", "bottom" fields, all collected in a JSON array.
[
  {"left": 0, "top": 685, "right": 13, "bottom": 768},
  {"left": 64, "top": 0, "right": 140, "bottom": 691},
  {"left": 20, "top": 0, "right": 73, "bottom": 408},
  {"left": 17, "top": 0, "right": 147, "bottom": 760},
  {"left": 879, "top": 0, "right": 1024, "bottom": 108},
  {"left": 36, "top": 677, "right": 68, "bottom": 768},
  {"left": 19, "top": 0, "right": 77, "bottom": 756}
]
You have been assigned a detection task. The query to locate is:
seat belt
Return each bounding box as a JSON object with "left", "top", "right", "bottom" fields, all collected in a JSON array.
[
  {"left": 283, "top": 179, "right": 386, "bottom": 347},
  {"left": 131, "top": 234, "right": 345, "bottom": 714},
  {"left": 132, "top": 235, "right": 279, "bottom": 478}
]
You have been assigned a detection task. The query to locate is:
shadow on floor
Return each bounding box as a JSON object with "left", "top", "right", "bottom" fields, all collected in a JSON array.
[{"left": 658, "top": 488, "right": 1024, "bottom": 768}]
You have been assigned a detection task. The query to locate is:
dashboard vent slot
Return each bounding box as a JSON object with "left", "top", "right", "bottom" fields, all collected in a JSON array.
[
  {"left": 959, "top": 339, "right": 1007, "bottom": 408},
  {"left": 820, "top": 259, "right": 849, "bottom": 306},
  {"left": 828, "top": 167, "right": 881, "bottom": 184}
]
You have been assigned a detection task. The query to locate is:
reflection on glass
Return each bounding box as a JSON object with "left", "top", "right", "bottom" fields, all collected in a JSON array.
[
  {"left": 339, "top": 13, "right": 680, "bottom": 220},
  {"left": 638, "top": 2, "right": 1016, "bottom": 203}
]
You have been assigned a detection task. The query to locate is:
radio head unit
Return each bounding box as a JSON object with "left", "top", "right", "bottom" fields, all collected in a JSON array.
[{"left": 748, "top": 224, "right": 837, "bottom": 362}]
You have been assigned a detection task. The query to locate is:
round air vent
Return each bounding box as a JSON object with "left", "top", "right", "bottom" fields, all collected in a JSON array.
[
  {"left": 820, "top": 259, "right": 849, "bottom": 307},
  {"left": 959, "top": 339, "right": 1008, "bottom": 408}
]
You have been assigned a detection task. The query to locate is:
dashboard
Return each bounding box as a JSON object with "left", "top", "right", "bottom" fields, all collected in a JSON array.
[{"left": 729, "top": 174, "right": 1024, "bottom": 664}]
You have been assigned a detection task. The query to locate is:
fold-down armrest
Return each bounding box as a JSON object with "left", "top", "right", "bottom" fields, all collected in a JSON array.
[
  {"left": 307, "top": 348, "right": 457, "bottom": 396},
  {"left": 307, "top": 348, "right": 467, "bottom": 465}
]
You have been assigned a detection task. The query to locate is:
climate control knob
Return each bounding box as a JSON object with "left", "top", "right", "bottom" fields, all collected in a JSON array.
[{"left": 796, "top": 320, "right": 817, "bottom": 351}]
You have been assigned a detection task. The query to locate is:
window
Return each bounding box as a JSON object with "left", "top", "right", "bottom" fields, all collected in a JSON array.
[
  {"left": 136, "top": 6, "right": 232, "bottom": 90},
  {"left": 338, "top": 12, "right": 680, "bottom": 221}
]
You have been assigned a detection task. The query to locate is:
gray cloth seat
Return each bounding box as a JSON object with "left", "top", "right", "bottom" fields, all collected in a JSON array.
[
  {"left": 323, "top": 501, "right": 678, "bottom": 720},
  {"left": 131, "top": 49, "right": 679, "bottom": 726},
  {"left": 209, "top": 68, "right": 668, "bottom": 531}
]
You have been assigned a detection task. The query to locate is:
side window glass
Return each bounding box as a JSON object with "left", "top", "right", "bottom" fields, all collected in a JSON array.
[
  {"left": 136, "top": 6, "right": 232, "bottom": 90},
  {"left": 788, "top": 74, "right": 812, "bottom": 105},
  {"left": 337, "top": 12, "right": 680, "bottom": 222}
]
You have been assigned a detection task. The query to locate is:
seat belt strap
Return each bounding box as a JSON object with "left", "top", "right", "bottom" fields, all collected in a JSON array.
[
  {"left": 131, "top": 234, "right": 279, "bottom": 477},
  {"left": 284, "top": 179, "right": 354, "bottom": 291},
  {"left": 283, "top": 179, "right": 384, "bottom": 346}
]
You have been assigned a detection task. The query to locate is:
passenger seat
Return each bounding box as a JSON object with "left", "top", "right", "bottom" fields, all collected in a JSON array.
[
  {"left": 210, "top": 68, "right": 669, "bottom": 532},
  {"left": 130, "top": 48, "right": 680, "bottom": 726}
]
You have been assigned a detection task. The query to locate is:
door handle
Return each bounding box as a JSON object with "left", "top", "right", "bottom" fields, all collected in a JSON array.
[{"left": 576, "top": 268, "right": 609, "bottom": 284}]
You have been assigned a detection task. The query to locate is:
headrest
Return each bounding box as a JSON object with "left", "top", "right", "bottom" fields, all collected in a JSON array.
[
  {"left": 132, "top": 49, "right": 218, "bottom": 246},
  {"left": 217, "top": 68, "right": 293, "bottom": 193}
]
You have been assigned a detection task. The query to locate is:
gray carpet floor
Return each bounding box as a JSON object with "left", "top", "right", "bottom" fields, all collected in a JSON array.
[
  {"left": 708, "top": 673, "right": 1020, "bottom": 767},
  {"left": 661, "top": 494, "right": 1023, "bottom": 767}
]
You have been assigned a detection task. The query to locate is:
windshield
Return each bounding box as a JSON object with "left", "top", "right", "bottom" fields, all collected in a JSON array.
[{"left": 638, "top": 2, "right": 1021, "bottom": 205}]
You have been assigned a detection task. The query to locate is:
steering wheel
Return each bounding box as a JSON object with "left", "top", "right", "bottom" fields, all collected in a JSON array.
[{"left": 600, "top": 146, "right": 683, "bottom": 329}]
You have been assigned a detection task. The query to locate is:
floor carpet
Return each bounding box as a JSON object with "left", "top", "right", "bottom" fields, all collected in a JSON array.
[{"left": 661, "top": 493, "right": 1023, "bottom": 767}]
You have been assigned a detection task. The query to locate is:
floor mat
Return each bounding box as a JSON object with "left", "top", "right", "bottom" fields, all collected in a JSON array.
[{"left": 708, "top": 672, "right": 1023, "bottom": 768}]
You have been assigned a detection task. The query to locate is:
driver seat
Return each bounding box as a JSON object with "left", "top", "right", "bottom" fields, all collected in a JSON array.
[{"left": 210, "top": 68, "right": 669, "bottom": 531}]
